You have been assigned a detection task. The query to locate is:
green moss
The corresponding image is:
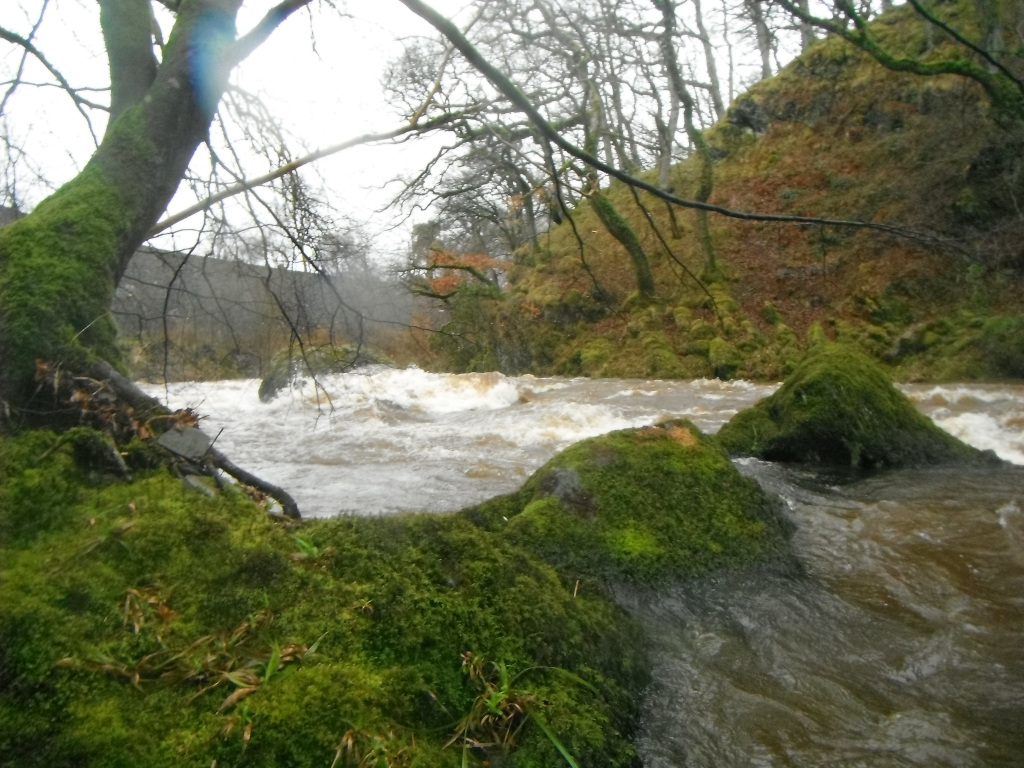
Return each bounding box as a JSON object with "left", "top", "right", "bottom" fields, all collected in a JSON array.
[
  {"left": 689, "top": 319, "right": 717, "bottom": 340},
  {"left": 0, "top": 164, "right": 132, "bottom": 399},
  {"left": 973, "top": 314, "right": 1024, "bottom": 378},
  {"left": 578, "top": 338, "right": 614, "bottom": 376},
  {"left": 807, "top": 322, "right": 829, "bottom": 346},
  {"left": 472, "top": 422, "right": 789, "bottom": 583},
  {"left": 672, "top": 305, "right": 693, "bottom": 326},
  {"left": 676, "top": 354, "right": 712, "bottom": 378},
  {"left": 588, "top": 191, "right": 656, "bottom": 300},
  {"left": 708, "top": 338, "right": 742, "bottom": 380},
  {"left": 641, "top": 333, "right": 688, "bottom": 378},
  {"left": 717, "top": 344, "right": 987, "bottom": 467},
  {"left": 0, "top": 431, "right": 648, "bottom": 768}
]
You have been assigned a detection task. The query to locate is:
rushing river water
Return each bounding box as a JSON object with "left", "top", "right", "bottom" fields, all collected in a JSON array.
[{"left": 143, "top": 370, "right": 1024, "bottom": 767}]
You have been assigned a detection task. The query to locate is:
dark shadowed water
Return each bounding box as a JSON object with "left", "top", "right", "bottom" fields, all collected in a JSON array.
[
  {"left": 144, "top": 371, "right": 1024, "bottom": 766},
  {"left": 625, "top": 462, "right": 1024, "bottom": 767}
]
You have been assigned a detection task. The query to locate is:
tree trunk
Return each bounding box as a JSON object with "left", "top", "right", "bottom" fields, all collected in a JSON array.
[
  {"left": 692, "top": 0, "right": 725, "bottom": 120},
  {"left": 589, "top": 190, "right": 657, "bottom": 301},
  {"left": 745, "top": 0, "right": 774, "bottom": 80},
  {"left": 796, "top": 0, "right": 815, "bottom": 51},
  {"left": 654, "top": 0, "right": 719, "bottom": 277},
  {"left": 0, "top": 1, "right": 239, "bottom": 417}
]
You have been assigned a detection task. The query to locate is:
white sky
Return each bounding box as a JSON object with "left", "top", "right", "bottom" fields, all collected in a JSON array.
[
  {"left": 0, "top": 0, "right": 473, "bottom": 258},
  {"left": 230, "top": 0, "right": 473, "bottom": 254}
]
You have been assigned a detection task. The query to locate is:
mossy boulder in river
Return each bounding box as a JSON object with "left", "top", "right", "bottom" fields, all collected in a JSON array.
[
  {"left": 463, "top": 421, "right": 790, "bottom": 583},
  {"left": 258, "top": 344, "right": 386, "bottom": 402},
  {"left": 717, "top": 344, "right": 987, "bottom": 468}
]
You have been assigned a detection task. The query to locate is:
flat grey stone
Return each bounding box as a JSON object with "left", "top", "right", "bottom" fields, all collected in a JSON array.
[{"left": 158, "top": 426, "right": 212, "bottom": 462}]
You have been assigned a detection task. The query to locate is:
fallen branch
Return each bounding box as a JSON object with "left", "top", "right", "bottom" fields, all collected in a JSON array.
[{"left": 89, "top": 360, "right": 302, "bottom": 519}]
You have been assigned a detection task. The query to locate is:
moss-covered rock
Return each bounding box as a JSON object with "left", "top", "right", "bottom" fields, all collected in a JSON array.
[
  {"left": 708, "top": 338, "right": 742, "bottom": 380},
  {"left": 717, "top": 344, "right": 988, "bottom": 468},
  {"left": 258, "top": 344, "right": 386, "bottom": 402},
  {"left": 463, "top": 422, "right": 790, "bottom": 583},
  {"left": 0, "top": 431, "right": 648, "bottom": 768}
]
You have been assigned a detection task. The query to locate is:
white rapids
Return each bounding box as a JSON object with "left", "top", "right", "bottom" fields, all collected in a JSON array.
[{"left": 140, "top": 369, "right": 1024, "bottom": 518}]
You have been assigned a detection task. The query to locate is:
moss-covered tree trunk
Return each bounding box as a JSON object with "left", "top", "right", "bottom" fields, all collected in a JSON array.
[
  {"left": 589, "top": 190, "right": 657, "bottom": 301},
  {"left": 0, "top": 1, "right": 242, "bottom": 419}
]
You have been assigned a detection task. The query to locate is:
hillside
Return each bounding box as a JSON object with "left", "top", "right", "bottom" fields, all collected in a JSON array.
[{"left": 431, "top": 4, "right": 1024, "bottom": 382}]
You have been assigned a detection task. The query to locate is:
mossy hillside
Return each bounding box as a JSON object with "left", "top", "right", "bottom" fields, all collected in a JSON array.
[
  {"left": 717, "top": 343, "right": 984, "bottom": 468},
  {"left": 463, "top": 422, "right": 790, "bottom": 583},
  {"left": 431, "top": 2, "right": 1024, "bottom": 382},
  {"left": 0, "top": 431, "right": 648, "bottom": 768}
]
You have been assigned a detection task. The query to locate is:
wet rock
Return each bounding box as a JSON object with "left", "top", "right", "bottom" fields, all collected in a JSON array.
[
  {"left": 728, "top": 97, "right": 769, "bottom": 134},
  {"left": 717, "top": 343, "right": 989, "bottom": 468},
  {"left": 535, "top": 467, "right": 595, "bottom": 519},
  {"left": 157, "top": 426, "right": 212, "bottom": 462}
]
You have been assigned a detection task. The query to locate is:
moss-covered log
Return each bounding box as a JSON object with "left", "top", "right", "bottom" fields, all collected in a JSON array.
[{"left": 717, "top": 343, "right": 990, "bottom": 468}]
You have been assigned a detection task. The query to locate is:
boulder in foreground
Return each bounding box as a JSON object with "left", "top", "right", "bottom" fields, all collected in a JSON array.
[{"left": 716, "top": 344, "right": 988, "bottom": 468}]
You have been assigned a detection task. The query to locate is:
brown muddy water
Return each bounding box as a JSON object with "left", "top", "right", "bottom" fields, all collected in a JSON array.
[{"left": 623, "top": 462, "right": 1024, "bottom": 767}]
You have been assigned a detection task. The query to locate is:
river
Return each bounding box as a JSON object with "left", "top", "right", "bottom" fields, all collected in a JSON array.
[{"left": 143, "top": 369, "right": 1024, "bottom": 767}]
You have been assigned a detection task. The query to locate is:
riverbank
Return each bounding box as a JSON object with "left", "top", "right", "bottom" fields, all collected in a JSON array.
[{"left": 423, "top": 8, "right": 1024, "bottom": 385}]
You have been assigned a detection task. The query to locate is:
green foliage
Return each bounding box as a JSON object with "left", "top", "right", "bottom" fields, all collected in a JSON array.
[
  {"left": 0, "top": 432, "right": 649, "bottom": 768},
  {"left": 462, "top": 422, "right": 790, "bottom": 583},
  {"left": 717, "top": 344, "right": 986, "bottom": 468}
]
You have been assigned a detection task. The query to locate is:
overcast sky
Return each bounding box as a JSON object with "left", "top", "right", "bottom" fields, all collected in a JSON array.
[{"left": 1, "top": 0, "right": 473, "bottom": 257}]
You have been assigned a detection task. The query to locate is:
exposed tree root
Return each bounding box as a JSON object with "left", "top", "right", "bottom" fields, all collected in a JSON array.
[{"left": 30, "top": 358, "right": 302, "bottom": 520}]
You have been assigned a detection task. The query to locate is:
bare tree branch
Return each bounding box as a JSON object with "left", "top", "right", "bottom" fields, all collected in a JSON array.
[
  {"left": 396, "top": 0, "right": 972, "bottom": 253},
  {"left": 0, "top": 17, "right": 103, "bottom": 141},
  {"left": 149, "top": 113, "right": 461, "bottom": 237},
  {"left": 0, "top": 0, "right": 49, "bottom": 117},
  {"left": 230, "top": 0, "right": 316, "bottom": 66}
]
